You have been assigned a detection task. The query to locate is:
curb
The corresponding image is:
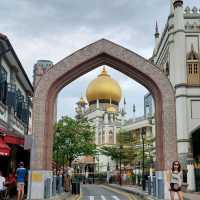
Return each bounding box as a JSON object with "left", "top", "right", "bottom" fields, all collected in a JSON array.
[{"left": 105, "top": 185, "right": 191, "bottom": 200}]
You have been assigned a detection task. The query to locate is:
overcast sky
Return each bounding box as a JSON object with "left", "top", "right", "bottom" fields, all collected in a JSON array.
[{"left": 1, "top": 0, "right": 199, "bottom": 119}]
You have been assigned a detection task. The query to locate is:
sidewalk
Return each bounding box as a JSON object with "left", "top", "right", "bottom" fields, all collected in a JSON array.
[
  {"left": 106, "top": 184, "right": 200, "bottom": 200},
  {"left": 183, "top": 192, "right": 200, "bottom": 200},
  {"left": 48, "top": 192, "right": 79, "bottom": 200}
]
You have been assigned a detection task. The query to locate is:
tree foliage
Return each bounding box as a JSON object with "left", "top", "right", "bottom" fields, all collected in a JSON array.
[
  {"left": 99, "top": 129, "right": 155, "bottom": 168},
  {"left": 53, "top": 116, "right": 96, "bottom": 166}
]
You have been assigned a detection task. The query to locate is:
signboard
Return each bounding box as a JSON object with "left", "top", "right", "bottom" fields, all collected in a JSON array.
[{"left": 32, "top": 172, "right": 43, "bottom": 182}]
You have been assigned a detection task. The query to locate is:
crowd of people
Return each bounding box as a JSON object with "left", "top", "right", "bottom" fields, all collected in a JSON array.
[
  {"left": 0, "top": 161, "right": 184, "bottom": 200},
  {"left": 53, "top": 167, "right": 73, "bottom": 193},
  {"left": 0, "top": 162, "right": 26, "bottom": 200}
]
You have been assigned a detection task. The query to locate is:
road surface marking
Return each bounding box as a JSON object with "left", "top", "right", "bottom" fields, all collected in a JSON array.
[
  {"left": 101, "top": 195, "right": 106, "bottom": 200},
  {"left": 89, "top": 196, "right": 95, "bottom": 200},
  {"left": 101, "top": 185, "right": 137, "bottom": 200},
  {"left": 112, "top": 196, "right": 120, "bottom": 200}
]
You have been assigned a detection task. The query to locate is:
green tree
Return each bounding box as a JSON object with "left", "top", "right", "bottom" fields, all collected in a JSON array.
[
  {"left": 121, "top": 130, "right": 155, "bottom": 168},
  {"left": 53, "top": 116, "right": 96, "bottom": 166},
  {"left": 99, "top": 146, "right": 121, "bottom": 169},
  {"left": 99, "top": 129, "right": 155, "bottom": 170}
]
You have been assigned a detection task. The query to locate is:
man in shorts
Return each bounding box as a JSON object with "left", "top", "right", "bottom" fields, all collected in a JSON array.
[{"left": 16, "top": 162, "right": 26, "bottom": 200}]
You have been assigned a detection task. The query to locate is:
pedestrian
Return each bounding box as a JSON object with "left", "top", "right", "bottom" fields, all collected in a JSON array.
[
  {"left": 0, "top": 171, "right": 5, "bottom": 190},
  {"left": 16, "top": 162, "right": 26, "bottom": 200},
  {"left": 169, "top": 161, "right": 183, "bottom": 200},
  {"left": 5, "top": 171, "right": 17, "bottom": 197}
]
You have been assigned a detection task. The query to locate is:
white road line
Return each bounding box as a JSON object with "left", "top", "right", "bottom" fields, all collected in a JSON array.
[
  {"left": 89, "top": 196, "right": 95, "bottom": 200},
  {"left": 112, "top": 196, "right": 120, "bottom": 200},
  {"left": 101, "top": 195, "right": 106, "bottom": 200}
]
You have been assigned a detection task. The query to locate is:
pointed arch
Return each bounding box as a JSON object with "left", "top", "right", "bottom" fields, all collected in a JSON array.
[{"left": 31, "top": 39, "right": 177, "bottom": 171}]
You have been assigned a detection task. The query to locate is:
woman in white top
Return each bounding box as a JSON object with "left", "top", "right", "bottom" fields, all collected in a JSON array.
[{"left": 169, "top": 161, "right": 183, "bottom": 200}]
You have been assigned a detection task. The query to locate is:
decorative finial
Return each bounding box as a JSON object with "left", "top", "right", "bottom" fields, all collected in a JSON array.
[
  {"left": 154, "top": 21, "right": 160, "bottom": 38},
  {"left": 191, "top": 43, "right": 194, "bottom": 51},
  {"left": 133, "top": 104, "right": 136, "bottom": 113},
  {"left": 123, "top": 98, "right": 126, "bottom": 106},
  {"left": 170, "top": 0, "right": 174, "bottom": 14},
  {"left": 99, "top": 66, "right": 109, "bottom": 76},
  {"left": 156, "top": 21, "right": 158, "bottom": 33}
]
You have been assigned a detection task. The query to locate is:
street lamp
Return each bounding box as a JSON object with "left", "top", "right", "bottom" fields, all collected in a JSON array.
[
  {"left": 93, "top": 156, "right": 95, "bottom": 184},
  {"left": 96, "top": 151, "right": 100, "bottom": 174},
  {"left": 140, "top": 127, "right": 146, "bottom": 191},
  {"left": 65, "top": 138, "right": 70, "bottom": 166},
  {"left": 119, "top": 144, "right": 123, "bottom": 186}
]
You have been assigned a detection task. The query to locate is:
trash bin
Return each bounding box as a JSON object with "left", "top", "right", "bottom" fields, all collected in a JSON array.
[{"left": 72, "top": 182, "right": 80, "bottom": 194}]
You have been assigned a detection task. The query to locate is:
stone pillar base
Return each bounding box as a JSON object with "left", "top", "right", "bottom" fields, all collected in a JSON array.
[{"left": 27, "top": 170, "right": 53, "bottom": 199}]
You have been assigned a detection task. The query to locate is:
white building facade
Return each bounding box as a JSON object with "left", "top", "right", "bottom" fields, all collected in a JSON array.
[
  {"left": 151, "top": 0, "right": 200, "bottom": 191},
  {"left": 0, "top": 33, "right": 33, "bottom": 174},
  {"left": 75, "top": 67, "right": 126, "bottom": 172}
]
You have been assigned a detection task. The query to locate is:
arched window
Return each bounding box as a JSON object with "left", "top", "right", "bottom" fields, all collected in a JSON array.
[
  {"left": 102, "top": 131, "right": 105, "bottom": 144},
  {"left": 187, "top": 44, "right": 200, "bottom": 85},
  {"left": 109, "top": 130, "right": 114, "bottom": 144},
  {"left": 165, "top": 62, "right": 170, "bottom": 77}
]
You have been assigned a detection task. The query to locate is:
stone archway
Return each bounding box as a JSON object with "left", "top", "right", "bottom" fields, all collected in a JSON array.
[{"left": 31, "top": 39, "right": 177, "bottom": 180}]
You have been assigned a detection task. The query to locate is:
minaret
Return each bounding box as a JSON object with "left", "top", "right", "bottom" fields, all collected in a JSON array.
[
  {"left": 173, "top": 0, "right": 185, "bottom": 84},
  {"left": 133, "top": 104, "right": 136, "bottom": 122},
  {"left": 173, "top": 0, "right": 189, "bottom": 165},
  {"left": 154, "top": 21, "right": 160, "bottom": 53},
  {"left": 170, "top": 0, "right": 174, "bottom": 14},
  {"left": 123, "top": 98, "right": 126, "bottom": 115}
]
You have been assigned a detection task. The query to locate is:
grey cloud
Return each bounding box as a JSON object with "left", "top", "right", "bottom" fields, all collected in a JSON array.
[{"left": 1, "top": 0, "right": 198, "bottom": 118}]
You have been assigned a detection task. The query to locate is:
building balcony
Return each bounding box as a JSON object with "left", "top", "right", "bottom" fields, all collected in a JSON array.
[{"left": 10, "top": 113, "right": 26, "bottom": 135}]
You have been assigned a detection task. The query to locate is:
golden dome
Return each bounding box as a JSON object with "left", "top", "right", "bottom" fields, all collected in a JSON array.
[
  {"left": 86, "top": 67, "right": 122, "bottom": 103},
  {"left": 106, "top": 105, "right": 117, "bottom": 113}
]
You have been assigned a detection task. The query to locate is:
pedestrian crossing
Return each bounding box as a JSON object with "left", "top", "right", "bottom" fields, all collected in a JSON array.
[{"left": 88, "top": 195, "right": 121, "bottom": 200}]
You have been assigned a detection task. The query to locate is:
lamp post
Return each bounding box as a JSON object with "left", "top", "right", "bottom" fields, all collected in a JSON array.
[
  {"left": 96, "top": 151, "right": 100, "bottom": 174},
  {"left": 93, "top": 156, "right": 95, "bottom": 184},
  {"left": 65, "top": 138, "right": 70, "bottom": 166},
  {"left": 107, "top": 161, "right": 110, "bottom": 184},
  {"left": 140, "top": 127, "right": 146, "bottom": 191},
  {"left": 119, "top": 144, "right": 123, "bottom": 186}
]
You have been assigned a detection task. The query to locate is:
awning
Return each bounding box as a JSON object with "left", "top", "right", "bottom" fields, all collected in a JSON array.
[
  {"left": 0, "top": 126, "right": 6, "bottom": 133},
  {"left": 4, "top": 134, "right": 24, "bottom": 146},
  {"left": 0, "top": 138, "right": 11, "bottom": 156}
]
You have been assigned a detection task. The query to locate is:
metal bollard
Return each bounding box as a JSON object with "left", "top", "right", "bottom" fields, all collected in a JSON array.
[
  {"left": 148, "top": 176, "right": 151, "bottom": 195},
  {"left": 58, "top": 175, "right": 63, "bottom": 194},
  {"left": 52, "top": 175, "right": 57, "bottom": 196},
  {"left": 145, "top": 180, "right": 148, "bottom": 192},
  {"left": 158, "top": 178, "right": 164, "bottom": 199},
  {"left": 152, "top": 176, "right": 156, "bottom": 197}
]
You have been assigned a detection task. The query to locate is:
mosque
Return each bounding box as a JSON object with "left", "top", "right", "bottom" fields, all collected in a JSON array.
[
  {"left": 32, "top": 0, "right": 200, "bottom": 193},
  {"left": 74, "top": 67, "right": 155, "bottom": 173}
]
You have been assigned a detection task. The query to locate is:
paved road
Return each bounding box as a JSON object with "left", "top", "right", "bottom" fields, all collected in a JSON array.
[{"left": 79, "top": 184, "right": 131, "bottom": 200}]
